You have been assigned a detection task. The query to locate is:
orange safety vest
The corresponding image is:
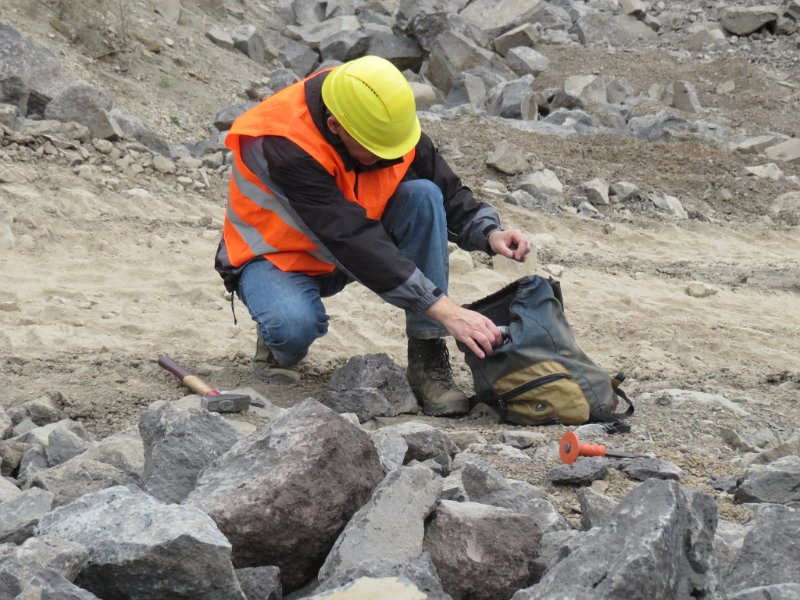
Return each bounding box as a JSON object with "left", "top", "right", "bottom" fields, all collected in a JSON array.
[{"left": 222, "top": 73, "right": 416, "bottom": 275}]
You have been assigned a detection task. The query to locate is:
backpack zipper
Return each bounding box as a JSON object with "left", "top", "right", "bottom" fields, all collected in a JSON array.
[{"left": 500, "top": 372, "right": 573, "bottom": 403}]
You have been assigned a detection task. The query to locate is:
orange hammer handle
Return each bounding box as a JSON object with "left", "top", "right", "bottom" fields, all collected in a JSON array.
[{"left": 577, "top": 443, "right": 607, "bottom": 458}]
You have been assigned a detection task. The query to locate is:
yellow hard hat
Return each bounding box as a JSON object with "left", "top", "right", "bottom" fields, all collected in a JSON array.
[{"left": 321, "top": 55, "right": 421, "bottom": 160}]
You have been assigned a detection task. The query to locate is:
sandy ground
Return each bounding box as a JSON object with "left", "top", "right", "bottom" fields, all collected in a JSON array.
[{"left": 2, "top": 0, "right": 800, "bottom": 525}]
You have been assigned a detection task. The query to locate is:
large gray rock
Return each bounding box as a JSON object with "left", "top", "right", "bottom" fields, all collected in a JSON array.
[
  {"left": 278, "top": 38, "right": 320, "bottom": 77},
  {"left": 721, "top": 6, "right": 781, "bottom": 35},
  {"left": 43, "top": 81, "right": 116, "bottom": 139},
  {"left": 313, "top": 553, "right": 452, "bottom": 599},
  {"left": 0, "top": 534, "right": 91, "bottom": 600},
  {"left": 765, "top": 138, "right": 800, "bottom": 165},
  {"left": 46, "top": 427, "right": 89, "bottom": 467},
  {"left": 109, "top": 109, "right": 171, "bottom": 155},
  {"left": 623, "top": 457, "right": 684, "bottom": 481},
  {"left": 506, "top": 46, "right": 550, "bottom": 76},
  {"left": 319, "top": 465, "right": 441, "bottom": 579},
  {"left": 426, "top": 31, "right": 514, "bottom": 95},
  {"left": 445, "top": 72, "right": 487, "bottom": 109},
  {"left": 487, "top": 139, "right": 530, "bottom": 175},
  {"left": 380, "top": 421, "right": 459, "bottom": 474},
  {"left": 319, "top": 29, "right": 371, "bottom": 62},
  {"left": 459, "top": 0, "right": 544, "bottom": 38},
  {"left": 79, "top": 426, "right": 144, "bottom": 481},
  {"left": 492, "top": 23, "right": 540, "bottom": 57},
  {"left": 0, "top": 440, "right": 29, "bottom": 477},
  {"left": 513, "top": 479, "right": 717, "bottom": 599},
  {"left": 571, "top": 12, "right": 625, "bottom": 45},
  {"left": 0, "top": 23, "right": 69, "bottom": 117},
  {"left": 37, "top": 486, "right": 245, "bottom": 600},
  {"left": 0, "top": 487, "right": 53, "bottom": 544},
  {"left": 370, "top": 427, "right": 409, "bottom": 473},
  {"left": 723, "top": 505, "right": 800, "bottom": 595},
  {"left": 12, "top": 419, "right": 90, "bottom": 450},
  {"left": 424, "top": 500, "right": 541, "bottom": 600},
  {"left": 0, "top": 477, "right": 20, "bottom": 503},
  {"left": 6, "top": 394, "right": 62, "bottom": 427},
  {"left": 325, "top": 353, "right": 419, "bottom": 422},
  {"left": 15, "top": 568, "right": 100, "bottom": 599},
  {"left": 27, "top": 455, "right": 139, "bottom": 507},
  {"left": 10, "top": 534, "right": 89, "bottom": 582},
  {"left": 405, "top": 11, "right": 488, "bottom": 53},
  {"left": 139, "top": 401, "right": 241, "bottom": 503},
  {"left": 366, "top": 31, "right": 423, "bottom": 72},
  {"left": 734, "top": 455, "right": 800, "bottom": 507},
  {"left": 287, "top": 15, "right": 361, "bottom": 48},
  {"left": 486, "top": 76, "right": 537, "bottom": 120},
  {"left": 232, "top": 24, "right": 266, "bottom": 64},
  {"left": 235, "top": 565, "right": 281, "bottom": 600},
  {"left": 576, "top": 487, "right": 618, "bottom": 530},
  {"left": 184, "top": 399, "right": 384, "bottom": 591},
  {"left": 547, "top": 456, "right": 609, "bottom": 485},
  {"left": 461, "top": 460, "right": 567, "bottom": 534},
  {"left": 527, "top": 528, "right": 585, "bottom": 582}
]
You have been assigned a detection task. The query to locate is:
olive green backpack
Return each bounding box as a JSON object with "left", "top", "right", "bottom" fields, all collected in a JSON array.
[{"left": 459, "top": 275, "right": 633, "bottom": 427}]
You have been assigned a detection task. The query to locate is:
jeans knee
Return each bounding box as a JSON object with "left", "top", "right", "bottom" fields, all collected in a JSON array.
[
  {"left": 398, "top": 180, "right": 445, "bottom": 221},
  {"left": 257, "top": 308, "right": 328, "bottom": 364}
]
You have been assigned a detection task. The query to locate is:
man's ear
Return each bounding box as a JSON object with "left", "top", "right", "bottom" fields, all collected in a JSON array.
[{"left": 326, "top": 115, "right": 340, "bottom": 135}]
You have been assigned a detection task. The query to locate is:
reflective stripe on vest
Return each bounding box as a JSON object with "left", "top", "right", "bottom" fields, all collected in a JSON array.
[{"left": 226, "top": 161, "right": 333, "bottom": 266}]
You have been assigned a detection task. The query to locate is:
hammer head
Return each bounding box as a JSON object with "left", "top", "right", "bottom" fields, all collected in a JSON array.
[{"left": 201, "top": 393, "right": 251, "bottom": 413}]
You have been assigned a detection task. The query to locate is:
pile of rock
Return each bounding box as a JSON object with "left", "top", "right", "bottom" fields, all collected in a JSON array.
[{"left": 1, "top": 355, "right": 798, "bottom": 599}]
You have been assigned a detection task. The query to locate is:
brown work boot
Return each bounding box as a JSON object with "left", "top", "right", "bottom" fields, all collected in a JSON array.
[
  {"left": 252, "top": 338, "right": 300, "bottom": 384},
  {"left": 407, "top": 338, "right": 469, "bottom": 417}
]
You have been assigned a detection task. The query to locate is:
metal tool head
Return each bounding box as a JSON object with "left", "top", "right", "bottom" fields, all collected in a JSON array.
[{"left": 201, "top": 393, "right": 251, "bottom": 413}]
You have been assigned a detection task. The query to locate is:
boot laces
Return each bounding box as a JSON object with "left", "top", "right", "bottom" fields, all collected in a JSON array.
[{"left": 423, "top": 342, "right": 455, "bottom": 383}]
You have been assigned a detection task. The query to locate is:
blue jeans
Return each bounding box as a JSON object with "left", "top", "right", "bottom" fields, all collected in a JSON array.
[{"left": 238, "top": 180, "right": 449, "bottom": 365}]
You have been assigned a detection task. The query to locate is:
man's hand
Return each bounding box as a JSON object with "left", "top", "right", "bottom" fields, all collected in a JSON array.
[
  {"left": 425, "top": 296, "right": 502, "bottom": 359},
  {"left": 488, "top": 229, "right": 532, "bottom": 262}
]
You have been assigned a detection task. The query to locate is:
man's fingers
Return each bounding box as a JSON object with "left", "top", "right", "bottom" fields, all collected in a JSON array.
[{"left": 466, "top": 338, "right": 485, "bottom": 359}]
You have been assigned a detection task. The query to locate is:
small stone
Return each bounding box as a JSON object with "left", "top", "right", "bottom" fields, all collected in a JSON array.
[
  {"left": 623, "top": 457, "right": 683, "bottom": 481},
  {"left": 745, "top": 163, "right": 783, "bottom": 180},
  {"left": 547, "top": 457, "right": 609, "bottom": 485},
  {"left": 543, "top": 264, "right": 565, "bottom": 277},
  {"left": 716, "top": 80, "right": 735, "bottom": 95},
  {"left": 502, "top": 430, "right": 547, "bottom": 449},
  {"left": 686, "top": 282, "right": 719, "bottom": 298},
  {"left": 152, "top": 155, "right": 177, "bottom": 174}
]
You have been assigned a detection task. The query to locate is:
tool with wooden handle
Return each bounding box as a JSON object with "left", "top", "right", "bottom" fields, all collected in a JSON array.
[
  {"left": 158, "top": 355, "right": 251, "bottom": 413},
  {"left": 559, "top": 431, "right": 647, "bottom": 464}
]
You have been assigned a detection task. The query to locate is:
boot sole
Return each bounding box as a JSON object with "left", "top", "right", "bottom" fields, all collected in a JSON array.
[
  {"left": 252, "top": 362, "right": 300, "bottom": 385},
  {"left": 410, "top": 386, "right": 469, "bottom": 417}
]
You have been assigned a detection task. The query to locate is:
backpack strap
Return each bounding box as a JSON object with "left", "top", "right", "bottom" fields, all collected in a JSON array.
[
  {"left": 596, "top": 373, "right": 635, "bottom": 433},
  {"left": 468, "top": 387, "right": 507, "bottom": 414}
]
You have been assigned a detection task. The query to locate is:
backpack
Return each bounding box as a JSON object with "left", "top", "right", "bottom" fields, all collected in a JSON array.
[{"left": 458, "top": 275, "right": 633, "bottom": 427}]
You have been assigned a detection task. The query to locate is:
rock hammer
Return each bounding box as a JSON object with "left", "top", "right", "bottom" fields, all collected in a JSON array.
[{"left": 158, "top": 355, "right": 252, "bottom": 413}]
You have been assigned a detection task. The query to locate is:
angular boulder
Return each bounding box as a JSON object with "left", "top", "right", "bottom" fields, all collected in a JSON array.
[
  {"left": 424, "top": 500, "right": 541, "bottom": 600},
  {"left": 723, "top": 505, "right": 800, "bottom": 595},
  {"left": 734, "top": 455, "right": 800, "bottom": 507},
  {"left": 318, "top": 465, "right": 442, "bottom": 579},
  {"left": 513, "top": 479, "right": 717, "bottom": 599},
  {"left": 36, "top": 486, "right": 245, "bottom": 600},
  {"left": 184, "top": 399, "right": 384, "bottom": 591},
  {"left": 139, "top": 401, "right": 242, "bottom": 503}
]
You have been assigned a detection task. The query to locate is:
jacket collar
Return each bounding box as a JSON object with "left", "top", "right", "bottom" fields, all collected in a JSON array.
[{"left": 305, "top": 71, "right": 403, "bottom": 173}]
